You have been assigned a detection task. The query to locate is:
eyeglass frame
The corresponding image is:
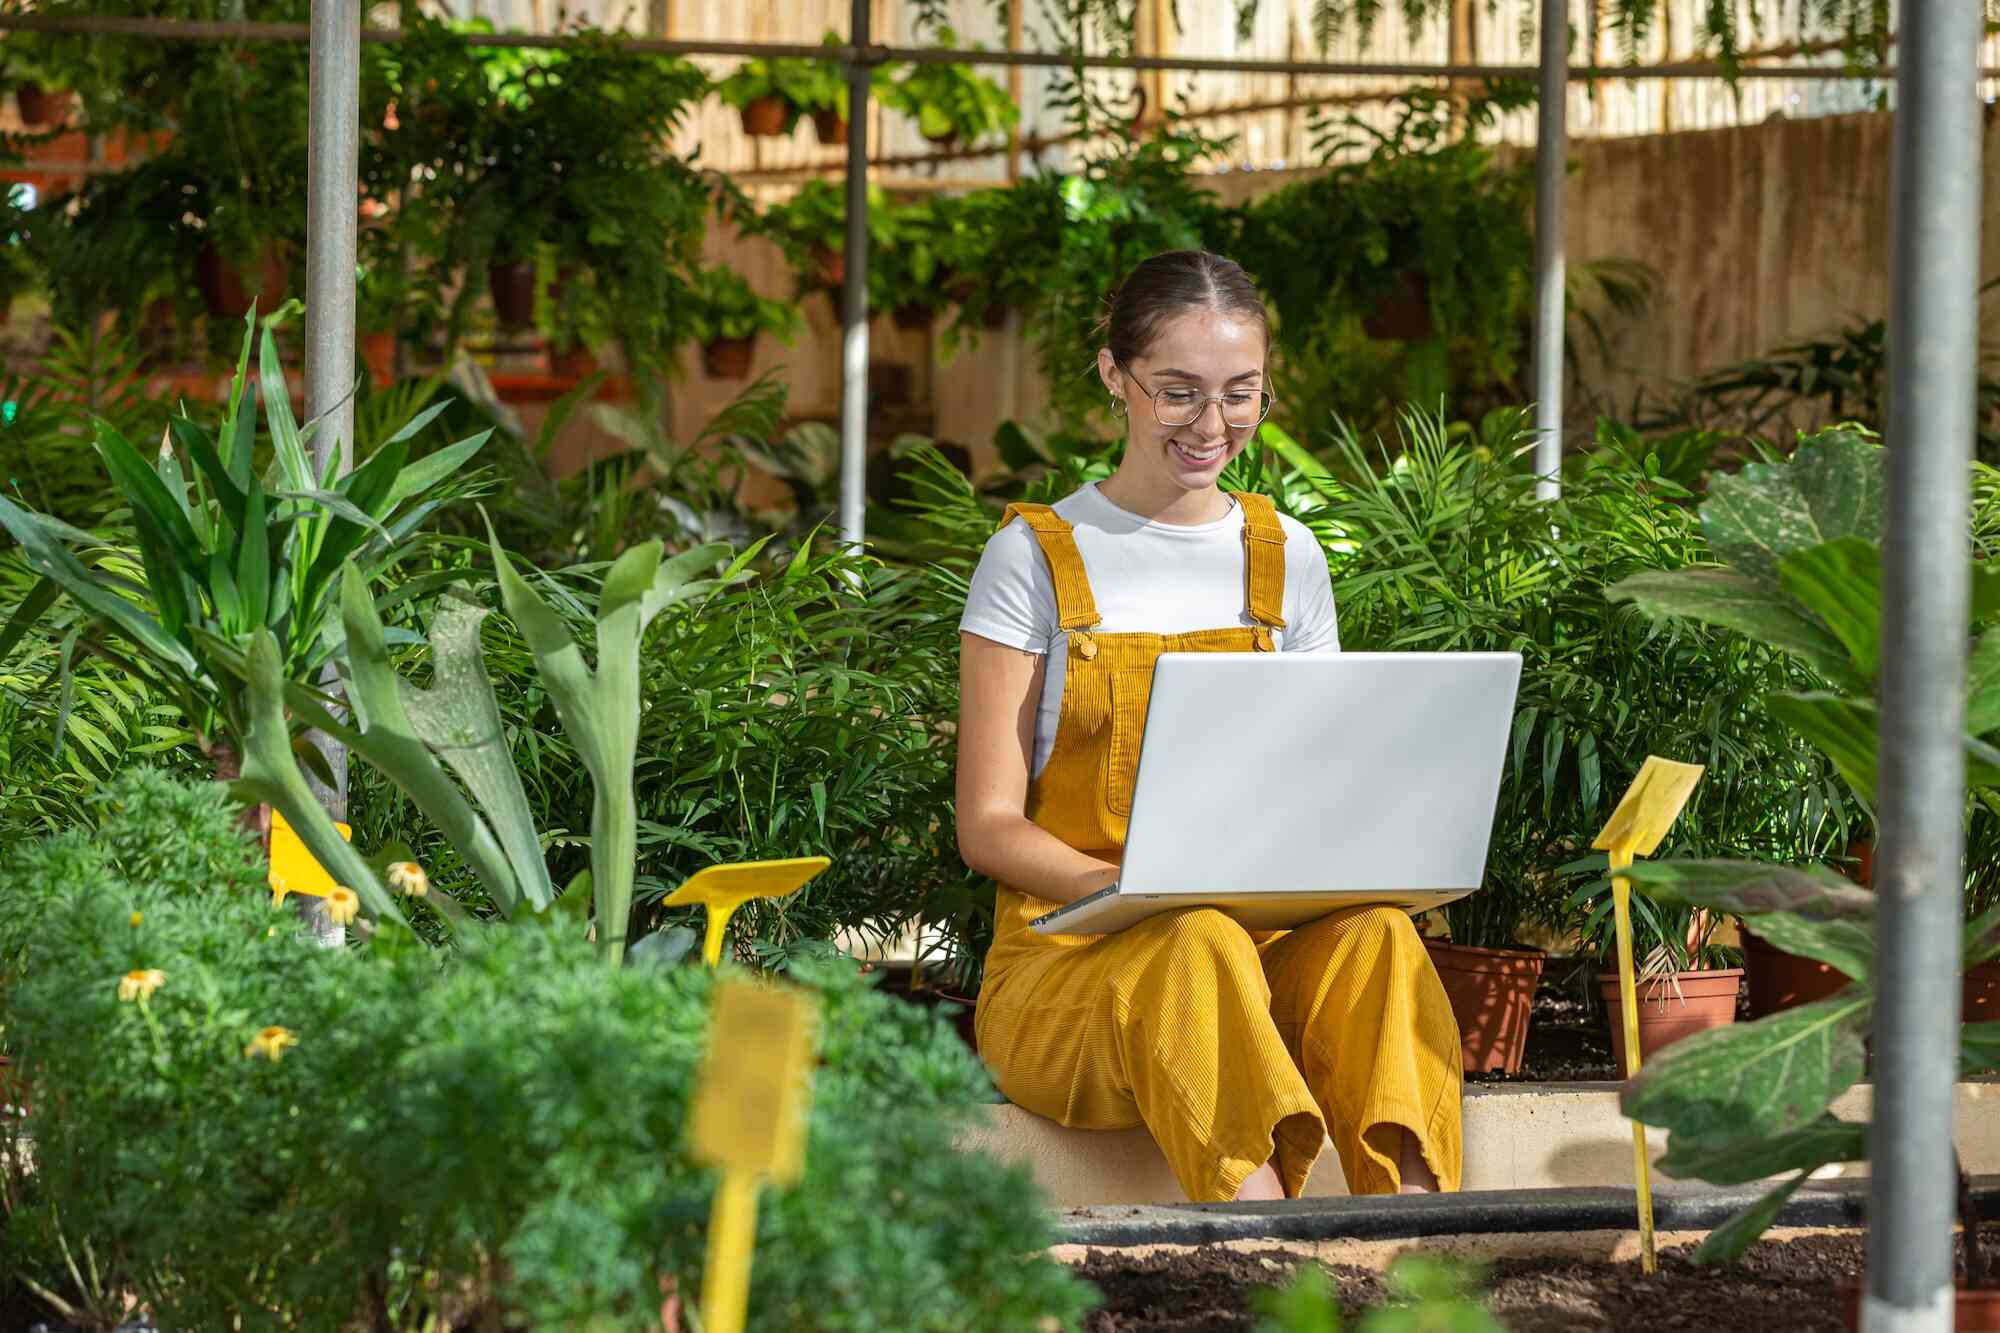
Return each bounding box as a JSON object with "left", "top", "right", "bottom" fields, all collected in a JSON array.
[{"left": 1113, "top": 359, "right": 1276, "bottom": 430}]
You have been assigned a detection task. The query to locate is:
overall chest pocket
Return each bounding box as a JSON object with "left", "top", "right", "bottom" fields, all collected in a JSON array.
[{"left": 1103, "top": 666, "right": 1155, "bottom": 817}]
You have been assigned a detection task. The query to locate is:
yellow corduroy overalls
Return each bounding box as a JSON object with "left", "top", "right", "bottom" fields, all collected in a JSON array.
[{"left": 972, "top": 492, "right": 1464, "bottom": 1202}]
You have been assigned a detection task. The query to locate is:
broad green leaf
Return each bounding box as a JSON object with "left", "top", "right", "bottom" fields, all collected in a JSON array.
[
  {"left": 274, "top": 489, "right": 393, "bottom": 542},
  {"left": 642, "top": 541, "right": 732, "bottom": 626},
  {"left": 1767, "top": 692, "right": 1879, "bottom": 804},
  {"left": 1259, "top": 420, "right": 1344, "bottom": 501},
  {"left": 1972, "top": 560, "right": 2000, "bottom": 625},
  {"left": 0, "top": 494, "right": 200, "bottom": 677},
  {"left": 172, "top": 417, "right": 247, "bottom": 537},
  {"left": 1621, "top": 858, "right": 1876, "bottom": 920},
  {"left": 208, "top": 550, "right": 242, "bottom": 631},
  {"left": 1656, "top": 1113, "right": 1867, "bottom": 1186},
  {"left": 1606, "top": 568, "right": 1863, "bottom": 690},
  {"left": 1776, "top": 538, "right": 1882, "bottom": 682},
  {"left": 1622, "top": 989, "right": 1872, "bottom": 1144},
  {"left": 1699, "top": 429, "right": 1884, "bottom": 586},
  {"left": 382, "top": 428, "right": 492, "bottom": 509},
  {"left": 1746, "top": 914, "right": 1873, "bottom": 982},
  {"left": 259, "top": 325, "right": 314, "bottom": 492},
  {"left": 1693, "top": 1171, "right": 1812, "bottom": 1265},
  {"left": 226, "top": 354, "right": 260, "bottom": 492}
]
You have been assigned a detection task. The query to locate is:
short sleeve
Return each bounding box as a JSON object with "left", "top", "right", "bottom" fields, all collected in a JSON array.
[
  {"left": 960, "top": 517, "right": 1058, "bottom": 654},
  {"left": 1280, "top": 518, "right": 1340, "bottom": 653}
]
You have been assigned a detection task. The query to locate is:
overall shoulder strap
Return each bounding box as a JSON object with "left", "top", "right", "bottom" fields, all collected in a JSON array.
[
  {"left": 999, "top": 503, "right": 1103, "bottom": 631},
  {"left": 1231, "top": 492, "right": 1288, "bottom": 629}
]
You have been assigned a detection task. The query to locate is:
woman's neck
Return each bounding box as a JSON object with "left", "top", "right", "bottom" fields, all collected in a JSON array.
[{"left": 1096, "top": 468, "right": 1232, "bottom": 526}]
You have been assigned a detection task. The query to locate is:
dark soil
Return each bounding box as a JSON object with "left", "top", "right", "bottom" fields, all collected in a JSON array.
[
  {"left": 1071, "top": 1230, "right": 1921, "bottom": 1331},
  {"left": 1466, "top": 967, "right": 1622, "bottom": 1085}
]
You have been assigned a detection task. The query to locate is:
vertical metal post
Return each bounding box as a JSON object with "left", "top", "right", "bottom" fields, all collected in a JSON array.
[
  {"left": 1532, "top": 0, "right": 1566, "bottom": 500},
  {"left": 1866, "top": 5, "right": 1984, "bottom": 1330},
  {"left": 837, "top": 0, "right": 872, "bottom": 551},
  {"left": 301, "top": 0, "right": 360, "bottom": 944}
]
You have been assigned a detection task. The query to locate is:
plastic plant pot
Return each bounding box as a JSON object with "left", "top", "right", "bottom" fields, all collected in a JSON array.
[
  {"left": 1741, "top": 926, "right": 1850, "bottom": 1019},
  {"left": 1361, "top": 270, "right": 1433, "bottom": 342},
  {"left": 891, "top": 304, "right": 934, "bottom": 333},
  {"left": 1424, "top": 940, "right": 1545, "bottom": 1075},
  {"left": 811, "top": 245, "right": 845, "bottom": 290},
  {"left": 702, "top": 336, "right": 756, "bottom": 380},
  {"left": 1597, "top": 967, "right": 1743, "bottom": 1069},
  {"left": 15, "top": 83, "right": 74, "bottom": 127},
  {"left": 812, "top": 109, "right": 847, "bottom": 145},
  {"left": 488, "top": 258, "right": 536, "bottom": 328},
  {"left": 197, "top": 245, "right": 287, "bottom": 321},
  {"left": 360, "top": 331, "right": 396, "bottom": 386},
  {"left": 740, "top": 95, "right": 790, "bottom": 137}
]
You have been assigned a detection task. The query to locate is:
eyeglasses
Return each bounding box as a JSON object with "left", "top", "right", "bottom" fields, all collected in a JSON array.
[{"left": 1116, "top": 360, "right": 1274, "bottom": 430}]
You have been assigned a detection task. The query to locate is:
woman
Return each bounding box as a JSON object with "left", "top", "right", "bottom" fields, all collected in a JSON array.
[{"left": 954, "top": 249, "right": 1462, "bottom": 1203}]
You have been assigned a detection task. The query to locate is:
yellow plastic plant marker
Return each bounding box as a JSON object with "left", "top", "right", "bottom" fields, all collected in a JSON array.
[
  {"left": 267, "top": 810, "right": 353, "bottom": 907},
  {"left": 662, "top": 857, "right": 832, "bottom": 966},
  {"left": 1591, "top": 755, "right": 1705, "bottom": 1275},
  {"left": 689, "top": 977, "right": 818, "bottom": 1333}
]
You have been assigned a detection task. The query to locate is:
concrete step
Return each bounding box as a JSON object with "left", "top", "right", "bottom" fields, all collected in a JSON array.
[{"left": 957, "top": 1079, "right": 2000, "bottom": 1207}]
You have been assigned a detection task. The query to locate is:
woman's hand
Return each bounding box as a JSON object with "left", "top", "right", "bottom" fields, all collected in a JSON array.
[{"left": 956, "top": 632, "right": 1122, "bottom": 906}]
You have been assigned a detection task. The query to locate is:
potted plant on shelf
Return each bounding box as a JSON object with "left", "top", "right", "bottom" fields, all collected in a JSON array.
[
  {"left": 878, "top": 30, "right": 1020, "bottom": 148},
  {"left": 685, "top": 265, "right": 800, "bottom": 379},
  {"left": 931, "top": 187, "right": 1050, "bottom": 342},
  {"left": 715, "top": 50, "right": 836, "bottom": 139},
  {"left": 758, "top": 179, "right": 896, "bottom": 296},
  {"left": 871, "top": 196, "right": 947, "bottom": 333},
  {"left": 1421, "top": 824, "right": 1551, "bottom": 1076},
  {"left": 355, "top": 253, "right": 410, "bottom": 386}
]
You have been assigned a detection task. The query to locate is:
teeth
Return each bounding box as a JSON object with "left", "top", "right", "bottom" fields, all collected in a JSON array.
[{"left": 1175, "top": 442, "right": 1222, "bottom": 462}]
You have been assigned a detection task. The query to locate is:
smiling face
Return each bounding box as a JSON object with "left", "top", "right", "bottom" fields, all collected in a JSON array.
[{"left": 1097, "top": 308, "right": 1267, "bottom": 514}]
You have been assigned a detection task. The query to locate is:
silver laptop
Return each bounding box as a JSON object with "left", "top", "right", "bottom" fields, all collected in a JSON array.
[{"left": 1031, "top": 651, "right": 1523, "bottom": 934}]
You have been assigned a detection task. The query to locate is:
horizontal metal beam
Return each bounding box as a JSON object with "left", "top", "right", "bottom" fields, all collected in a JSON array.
[{"left": 0, "top": 14, "right": 1986, "bottom": 82}]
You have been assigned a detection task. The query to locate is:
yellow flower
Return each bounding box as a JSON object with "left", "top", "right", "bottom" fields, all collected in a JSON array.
[
  {"left": 324, "top": 886, "right": 360, "bottom": 926},
  {"left": 129, "top": 910, "right": 143, "bottom": 927},
  {"left": 387, "top": 861, "right": 429, "bottom": 898},
  {"left": 116, "top": 969, "right": 165, "bottom": 1003},
  {"left": 243, "top": 1026, "right": 298, "bottom": 1062}
]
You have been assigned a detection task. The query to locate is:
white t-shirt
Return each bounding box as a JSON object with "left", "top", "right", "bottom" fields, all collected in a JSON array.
[{"left": 960, "top": 483, "right": 1341, "bottom": 776}]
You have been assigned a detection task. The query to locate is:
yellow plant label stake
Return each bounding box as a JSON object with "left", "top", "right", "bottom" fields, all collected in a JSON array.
[
  {"left": 689, "top": 978, "right": 818, "bottom": 1333},
  {"left": 267, "top": 810, "right": 353, "bottom": 907},
  {"left": 1592, "top": 755, "right": 1704, "bottom": 1276},
  {"left": 663, "top": 857, "right": 832, "bottom": 966}
]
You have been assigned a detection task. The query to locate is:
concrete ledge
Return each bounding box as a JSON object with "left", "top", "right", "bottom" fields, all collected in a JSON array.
[{"left": 957, "top": 1080, "right": 2000, "bottom": 1207}]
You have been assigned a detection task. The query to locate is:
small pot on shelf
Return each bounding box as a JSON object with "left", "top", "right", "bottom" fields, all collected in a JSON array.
[
  {"left": 1424, "top": 940, "right": 1546, "bottom": 1075},
  {"left": 196, "top": 244, "right": 287, "bottom": 321},
  {"left": 360, "top": 330, "right": 397, "bottom": 386},
  {"left": 547, "top": 341, "right": 599, "bottom": 380},
  {"left": 1361, "top": 269, "right": 1433, "bottom": 342},
  {"left": 891, "top": 304, "right": 934, "bottom": 334},
  {"left": 811, "top": 109, "right": 847, "bottom": 145},
  {"left": 810, "top": 245, "right": 845, "bottom": 290},
  {"left": 488, "top": 258, "right": 536, "bottom": 328},
  {"left": 1597, "top": 967, "right": 1743, "bottom": 1069},
  {"left": 15, "top": 83, "right": 74, "bottom": 127},
  {"left": 739, "top": 95, "right": 791, "bottom": 138},
  {"left": 701, "top": 336, "right": 756, "bottom": 380}
]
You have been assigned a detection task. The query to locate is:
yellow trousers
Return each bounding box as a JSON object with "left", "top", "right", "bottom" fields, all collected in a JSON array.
[{"left": 976, "top": 904, "right": 1463, "bottom": 1201}]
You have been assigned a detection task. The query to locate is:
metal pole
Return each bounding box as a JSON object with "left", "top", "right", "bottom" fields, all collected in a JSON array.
[
  {"left": 1532, "top": 0, "right": 1565, "bottom": 499},
  {"left": 300, "top": 0, "right": 360, "bottom": 944},
  {"left": 1866, "top": 2, "right": 1984, "bottom": 1328},
  {"left": 836, "top": 0, "right": 870, "bottom": 551}
]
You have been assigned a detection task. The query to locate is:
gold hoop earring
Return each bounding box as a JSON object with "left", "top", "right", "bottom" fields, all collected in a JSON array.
[{"left": 1110, "top": 394, "right": 1128, "bottom": 419}]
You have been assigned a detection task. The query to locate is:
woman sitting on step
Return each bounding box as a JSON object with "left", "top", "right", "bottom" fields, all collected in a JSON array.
[{"left": 954, "top": 249, "right": 1462, "bottom": 1203}]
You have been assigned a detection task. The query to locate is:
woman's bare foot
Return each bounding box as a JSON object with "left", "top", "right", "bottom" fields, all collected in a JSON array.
[
  {"left": 1397, "top": 1129, "right": 1440, "bottom": 1194},
  {"left": 1233, "top": 1160, "right": 1285, "bottom": 1201}
]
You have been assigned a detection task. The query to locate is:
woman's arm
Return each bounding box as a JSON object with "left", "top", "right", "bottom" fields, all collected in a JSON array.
[{"left": 956, "top": 631, "right": 1122, "bottom": 906}]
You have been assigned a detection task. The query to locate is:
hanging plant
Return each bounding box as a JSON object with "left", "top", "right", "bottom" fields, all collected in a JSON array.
[
  {"left": 684, "top": 265, "right": 802, "bottom": 379},
  {"left": 714, "top": 46, "right": 846, "bottom": 139},
  {"left": 879, "top": 29, "right": 1020, "bottom": 147}
]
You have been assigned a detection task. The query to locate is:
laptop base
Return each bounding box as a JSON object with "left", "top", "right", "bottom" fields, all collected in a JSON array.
[{"left": 1030, "top": 887, "right": 1473, "bottom": 936}]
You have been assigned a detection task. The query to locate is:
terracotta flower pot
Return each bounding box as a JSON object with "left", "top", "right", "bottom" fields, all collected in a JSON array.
[
  {"left": 196, "top": 244, "right": 287, "bottom": 321},
  {"left": 702, "top": 336, "right": 755, "bottom": 380},
  {"left": 488, "top": 258, "right": 537, "bottom": 328},
  {"left": 1361, "top": 269, "right": 1433, "bottom": 342},
  {"left": 740, "top": 95, "right": 790, "bottom": 138},
  {"left": 15, "top": 83, "right": 74, "bottom": 127},
  {"left": 360, "top": 330, "right": 396, "bottom": 386},
  {"left": 1424, "top": 940, "right": 1545, "bottom": 1074},
  {"left": 1966, "top": 959, "right": 2000, "bottom": 1024},
  {"left": 1597, "top": 967, "right": 1743, "bottom": 1070},
  {"left": 1840, "top": 1279, "right": 2000, "bottom": 1330},
  {"left": 891, "top": 304, "right": 934, "bottom": 333},
  {"left": 547, "top": 343, "right": 599, "bottom": 380},
  {"left": 810, "top": 245, "right": 845, "bottom": 290},
  {"left": 869, "top": 360, "right": 912, "bottom": 407},
  {"left": 922, "top": 126, "right": 960, "bottom": 148},
  {"left": 812, "top": 109, "right": 847, "bottom": 145},
  {"left": 1741, "top": 926, "right": 1851, "bottom": 1020}
]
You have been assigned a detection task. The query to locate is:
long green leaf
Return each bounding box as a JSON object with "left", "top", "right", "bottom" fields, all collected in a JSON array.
[
  {"left": 0, "top": 575, "right": 60, "bottom": 664},
  {"left": 258, "top": 326, "right": 314, "bottom": 492},
  {"left": 1620, "top": 858, "right": 1876, "bottom": 920},
  {"left": 1259, "top": 420, "right": 1345, "bottom": 501},
  {"left": 382, "top": 428, "right": 492, "bottom": 510},
  {"left": 1747, "top": 914, "right": 1873, "bottom": 982},
  {"left": 1776, "top": 538, "right": 1881, "bottom": 683},
  {"left": 1969, "top": 626, "right": 2000, "bottom": 736},
  {"left": 275, "top": 489, "right": 393, "bottom": 542},
  {"left": 238, "top": 482, "right": 269, "bottom": 631},
  {"left": 92, "top": 420, "right": 202, "bottom": 566},
  {"left": 51, "top": 627, "right": 77, "bottom": 760},
  {"left": 383, "top": 398, "right": 453, "bottom": 447},
  {"left": 173, "top": 416, "right": 249, "bottom": 537},
  {"left": 1693, "top": 1171, "right": 1812, "bottom": 1265},
  {"left": 1657, "top": 1113, "right": 1866, "bottom": 1187},
  {"left": 0, "top": 495, "right": 200, "bottom": 677},
  {"left": 1622, "top": 989, "right": 1873, "bottom": 1144},
  {"left": 1606, "top": 568, "right": 1863, "bottom": 690},
  {"left": 1963, "top": 1021, "right": 2000, "bottom": 1074}
]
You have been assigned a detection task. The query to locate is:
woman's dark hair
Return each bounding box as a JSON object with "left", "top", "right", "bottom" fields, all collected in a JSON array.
[{"left": 1102, "top": 250, "right": 1271, "bottom": 365}]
